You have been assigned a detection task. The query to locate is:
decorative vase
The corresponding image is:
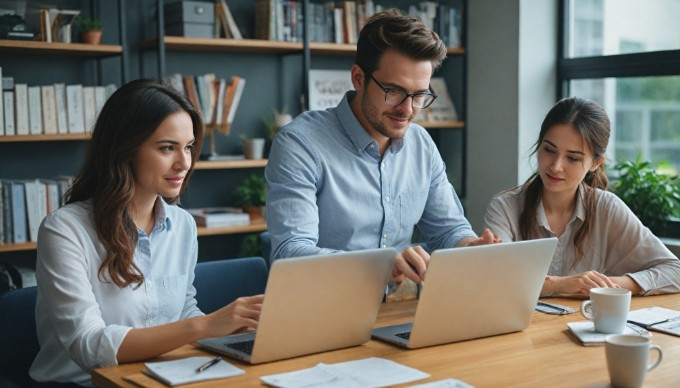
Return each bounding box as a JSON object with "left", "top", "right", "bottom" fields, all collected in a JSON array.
[
  {"left": 82, "top": 30, "right": 102, "bottom": 45},
  {"left": 243, "top": 138, "right": 266, "bottom": 160}
]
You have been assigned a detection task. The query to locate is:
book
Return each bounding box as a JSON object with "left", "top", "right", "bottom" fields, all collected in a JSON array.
[
  {"left": 223, "top": 76, "right": 246, "bottom": 134},
  {"left": 187, "top": 207, "right": 250, "bottom": 228},
  {"left": 82, "top": 86, "right": 96, "bottom": 132},
  {"left": 54, "top": 83, "right": 68, "bottom": 134},
  {"left": 8, "top": 181, "right": 27, "bottom": 243},
  {"left": 219, "top": 0, "right": 243, "bottom": 39},
  {"left": 0, "top": 66, "right": 3, "bottom": 135},
  {"left": 94, "top": 86, "right": 108, "bottom": 120},
  {"left": 14, "top": 84, "right": 29, "bottom": 135},
  {"left": 27, "top": 86, "right": 43, "bottom": 135},
  {"left": 628, "top": 307, "right": 680, "bottom": 336},
  {"left": 22, "top": 179, "right": 46, "bottom": 242},
  {"left": 142, "top": 356, "right": 244, "bottom": 386},
  {"left": 3, "top": 91, "right": 15, "bottom": 135},
  {"left": 41, "top": 85, "right": 58, "bottom": 134},
  {"left": 66, "top": 84, "right": 85, "bottom": 133},
  {"left": 566, "top": 321, "right": 647, "bottom": 346}
]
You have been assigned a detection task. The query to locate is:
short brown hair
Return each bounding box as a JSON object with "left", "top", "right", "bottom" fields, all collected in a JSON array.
[{"left": 356, "top": 8, "right": 447, "bottom": 75}]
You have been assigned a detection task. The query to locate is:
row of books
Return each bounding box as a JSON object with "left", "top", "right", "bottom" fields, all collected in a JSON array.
[
  {"left": 253, "top": 0, "right": 462, "bottom": 47},
  {"left": 0, "top": 177, "right": 73, "bottom": 245},
  {"left": 164, "top": 73, "right": 246, "bottom": 134},
  {"left": 0, "top": 66, "right": 116, "bottom": 136}
]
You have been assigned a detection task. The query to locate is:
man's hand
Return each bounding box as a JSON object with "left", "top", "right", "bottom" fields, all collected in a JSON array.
[
  {"left": 457, "top": 228, "right": 501, "bottom": 247},
  {"left": 392, "top": 246, "right": 430, "bottom": 284}
]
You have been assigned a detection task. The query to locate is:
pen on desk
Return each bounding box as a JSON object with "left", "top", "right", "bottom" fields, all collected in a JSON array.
[
  {"left": 196, "top": 357, "right": 222, "bottom": 373},
  {"left": 536, "top": 301, "right": 570, "bottom": 314}
]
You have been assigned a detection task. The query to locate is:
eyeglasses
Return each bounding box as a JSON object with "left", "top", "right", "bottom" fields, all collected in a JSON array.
[{"left": 368, "top": 74, "right": 438, "bottom": 109}]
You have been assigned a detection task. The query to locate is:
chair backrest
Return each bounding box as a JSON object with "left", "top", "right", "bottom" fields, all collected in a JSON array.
[
  {"left": 194, "top": 257, "right": 268, "bottom": 314},
  {"left": 0, "top": 286, "right": 39, "bottom": 387},
  {"left": 259, "top": 232, "right": 272, "bottom": 268}
]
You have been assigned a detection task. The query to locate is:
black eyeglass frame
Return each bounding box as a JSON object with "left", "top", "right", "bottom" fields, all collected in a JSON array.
[{"left": 367, "top": 73, "right": 438, "bottom": 109}]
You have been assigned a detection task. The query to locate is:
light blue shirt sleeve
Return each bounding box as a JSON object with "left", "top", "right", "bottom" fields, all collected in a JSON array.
[{"left": 266, "top": 92, "right": 476, "bottom": 262}]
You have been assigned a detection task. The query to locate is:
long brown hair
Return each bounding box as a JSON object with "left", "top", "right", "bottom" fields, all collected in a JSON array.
[
  {"left": 66, "top": 79, "right": 204, "bottom": 288},
  {"left": 519, "top": 97, "right": 609, "bottom": 266},
  {"left": 356, "top": 8, "right": 447, "bottom": 75}
]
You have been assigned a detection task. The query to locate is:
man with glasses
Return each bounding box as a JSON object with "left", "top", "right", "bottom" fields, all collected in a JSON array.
[{"left": 266, "top": 9, "right": 497, "bottom": 285}]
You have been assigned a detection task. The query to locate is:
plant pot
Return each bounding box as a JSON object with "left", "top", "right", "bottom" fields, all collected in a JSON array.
[
  {"left": 243, "top": 205, "right": 265, "bottom": 221},
  {"left": 82, "top": 30, "right": 102, "bottom": 45},
  {"left": 243, "top": 138, "right": 265, "bottom": 160}
]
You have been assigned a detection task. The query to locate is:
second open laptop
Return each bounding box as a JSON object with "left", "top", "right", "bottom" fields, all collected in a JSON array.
[
  {"left": 372, "top": 238, "right": 558, "bottom": 349},
  {"left": 196, "top": 248, "right": 396, "bottom": 364}
]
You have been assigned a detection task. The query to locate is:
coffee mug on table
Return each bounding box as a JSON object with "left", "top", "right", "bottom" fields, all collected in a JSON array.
[
  {"left": 580, "top": 288, "right": 631, "bottom": 334},
  {"left": 605, "top": 334, "right": 663, "bottom": 388}
]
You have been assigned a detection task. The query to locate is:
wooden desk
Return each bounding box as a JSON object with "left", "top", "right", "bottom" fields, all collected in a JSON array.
[{"left": 92, "top": 295, "right": 680, "bottom": 387}]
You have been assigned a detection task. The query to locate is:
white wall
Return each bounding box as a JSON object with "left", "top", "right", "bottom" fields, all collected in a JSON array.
[{"left": 466, "top": 0, "right": 558, "bottom": 232}]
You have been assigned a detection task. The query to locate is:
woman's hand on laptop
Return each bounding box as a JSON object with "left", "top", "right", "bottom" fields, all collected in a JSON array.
[
  {"left": 457, "top": 228, "right": 501, "bottom": 248},
  {"left": 393, "top": 246, "right": 430, "bottom": 284},
  {"left": 203, "top": 294, "right": 265, "bottom": 338}
]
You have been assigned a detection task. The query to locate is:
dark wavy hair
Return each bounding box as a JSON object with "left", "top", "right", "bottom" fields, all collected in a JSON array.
[
  {"left": 519, "top": 97, "right": 610, "bottom": 266},
  {"left": 356, "top": 8, "right": 447, "bottom": 76},
  {"left": 65, "top": 79, "right": 204, "bottom": 288}
]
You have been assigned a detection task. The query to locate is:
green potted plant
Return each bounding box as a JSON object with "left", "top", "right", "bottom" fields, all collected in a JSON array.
[
  {"left": 611, "top": 155, "right": 680, "bottom": 235},
  {"left": 233, "top": 174, "right": 267, "bottom": 220},
  {"left": 78, "top": 17, "right": 102, "bottom": 45}
]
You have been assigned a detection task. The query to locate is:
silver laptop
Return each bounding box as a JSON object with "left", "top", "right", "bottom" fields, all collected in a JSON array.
[
  {"left": 372, "top": 238, "right": 558, "bottom": 349},
  {"left": 197, "top": 248, "right": 396, "bottom": 364}
]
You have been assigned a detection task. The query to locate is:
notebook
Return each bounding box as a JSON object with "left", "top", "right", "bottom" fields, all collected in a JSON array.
[
  {"left": 372, "top": 238, "right": 558, "bottom": 349},
  {"left": 197, "top": 248, "right": 396, "bottom": 364}
]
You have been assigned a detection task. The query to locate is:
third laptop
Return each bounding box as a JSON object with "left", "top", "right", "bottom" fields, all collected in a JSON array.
[{"left": 372, "top": 238, "right": 558, "bottom": 349}]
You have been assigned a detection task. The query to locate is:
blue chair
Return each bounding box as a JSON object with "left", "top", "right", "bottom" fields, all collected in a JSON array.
[
  {"left": 194, "top": 257, "right": 269, "bottom": 314},
  {"left": 0, "top": 286, "right": 39, "bottom": 388},
  {"left": 259, "top": 231, "right": 272, "bottom": 268}
]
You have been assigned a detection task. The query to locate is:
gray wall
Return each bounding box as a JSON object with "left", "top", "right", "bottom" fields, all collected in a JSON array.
[{"left": 466, "top": 0, "right": 557, "bottom": 232}]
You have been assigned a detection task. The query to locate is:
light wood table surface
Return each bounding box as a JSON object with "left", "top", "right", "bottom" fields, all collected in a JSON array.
[{"left": 92, "top": 295, "right": 680, "bottom": 387}]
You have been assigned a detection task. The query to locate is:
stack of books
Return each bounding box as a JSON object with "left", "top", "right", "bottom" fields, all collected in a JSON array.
[{"left": 187, "top": 207, "right": 250, "bottom": 228}]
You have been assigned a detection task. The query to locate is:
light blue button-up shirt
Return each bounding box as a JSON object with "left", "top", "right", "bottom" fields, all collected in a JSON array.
[
  {"left": 266, "top": 91, "right": 476, "bottom": 261},
  {"left": 30, "top": 197, "right": 201, "bottom": 386}
]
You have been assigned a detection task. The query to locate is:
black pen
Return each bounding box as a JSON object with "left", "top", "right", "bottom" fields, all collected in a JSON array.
[
  {"left": 536, "top": 301, "right": 571, "bottom": 314},
  {"left": 195, "top": 357, "right": 222, "bottom": 373}
]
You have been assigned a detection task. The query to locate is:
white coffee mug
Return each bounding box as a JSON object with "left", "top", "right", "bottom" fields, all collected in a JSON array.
[
  {"left": 605, "top": 334, "right": 663, "bottom": 388},
  {"left": 580, "top": 288, "right": 631, "bottom": 334}
]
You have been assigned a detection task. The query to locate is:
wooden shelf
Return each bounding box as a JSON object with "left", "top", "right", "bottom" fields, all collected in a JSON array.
[
  {"left": 0, "top": 39, "right": 122, "bottom": 57},
  {"left": 194, "top": 159, "right": 268, "bottom": 170},
  {"left": 141, "top": 37, "right": 302, "bottom": 54},
  {"left": 417, "top": 120, "right": 465, "bottom": 129},
  {"left": 0, "top": 242, "right": 37, "bottom": 253},
  {"left": 0, "top": 133, "right": 91, "bottom": 142},
  {"left": 197, "top": 220, "right": 267, "bottom": 236},
  {"left": 140, "top": 37, "right": 465, "bottom": 56}
]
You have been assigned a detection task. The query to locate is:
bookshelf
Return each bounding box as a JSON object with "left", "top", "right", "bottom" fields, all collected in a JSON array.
[{"left": 0, "top": 0, "right": 127, "bottom": 258}]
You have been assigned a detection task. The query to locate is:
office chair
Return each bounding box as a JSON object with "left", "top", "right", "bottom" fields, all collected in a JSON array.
[
  {"left": 194, "top": 257, "right": 269, "bottom": 314},
  {"left": 259, "top": 231, "right": 272, "bottom": 268},
  {"left": 0, "top": 286, "right": 39, "bottom": 387}
]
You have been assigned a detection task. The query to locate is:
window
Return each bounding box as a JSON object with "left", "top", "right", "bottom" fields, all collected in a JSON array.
[
  {"left": 560, "top": 0, "right": 680, "bottom": 173},
  {"left": 559, "top": 0, "right": 680, "bottom": 236}
]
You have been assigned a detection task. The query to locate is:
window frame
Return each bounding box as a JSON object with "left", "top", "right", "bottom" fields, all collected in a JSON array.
[{"left": 557, "top": 0, "right": 680, "bottom": 238}]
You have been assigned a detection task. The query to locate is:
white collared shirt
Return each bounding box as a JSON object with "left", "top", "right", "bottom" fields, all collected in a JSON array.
[{"left": 30, "top": 198, "right": 202, "bottom": 386}]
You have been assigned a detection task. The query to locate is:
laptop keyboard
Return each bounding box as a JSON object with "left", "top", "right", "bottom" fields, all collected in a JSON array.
[
  {"left": 225, "top": 339, "right": 255, "bottom": 355},
  {"left": 395, "top": 331, "right": 411, "bottom": 340}
]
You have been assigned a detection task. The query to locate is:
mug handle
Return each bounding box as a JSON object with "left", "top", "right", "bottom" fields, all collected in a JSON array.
[
  {"left": 580, "top": 300, "right": 593, "bottom": 320},
  {"left": 647, "top": 344, "right": 663, "bottom": 372}
]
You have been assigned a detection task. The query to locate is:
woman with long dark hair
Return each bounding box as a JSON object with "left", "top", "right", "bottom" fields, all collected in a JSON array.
[
  {"left": 30, "top": 79, "right": 262, "bottom": 385},
  {"left": 485, "top": 97, "right": 680, "bottom": 298}
]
